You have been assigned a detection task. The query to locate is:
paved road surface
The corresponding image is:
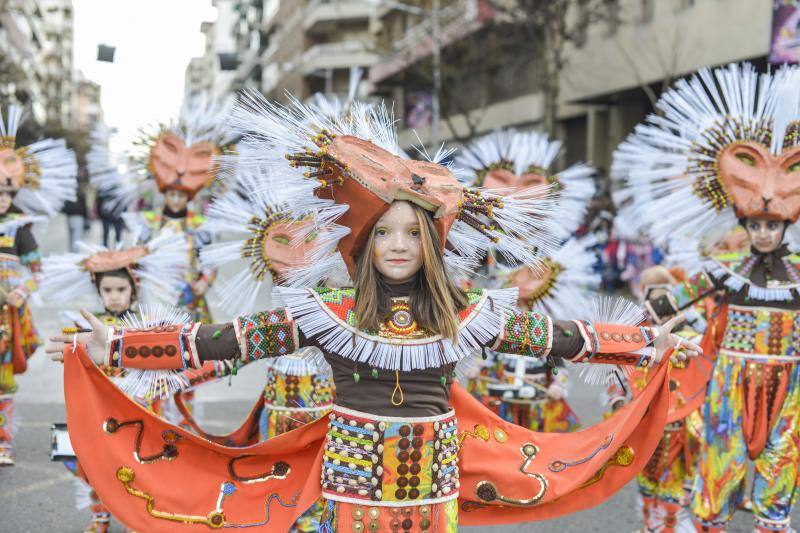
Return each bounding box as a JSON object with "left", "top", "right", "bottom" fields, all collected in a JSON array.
[{"left": 1, "top": 217, "right": 792, "bottom": 531}]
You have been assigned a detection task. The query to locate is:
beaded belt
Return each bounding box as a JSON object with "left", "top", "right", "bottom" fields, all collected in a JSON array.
[
  {"left": 321, "top": 405, "right": 459, "bottom": 507},
  {"left": 720, "top": 305, "right": 800, "bottom": 362}
]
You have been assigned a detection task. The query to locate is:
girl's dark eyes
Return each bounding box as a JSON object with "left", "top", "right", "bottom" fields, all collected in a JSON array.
[{"left": 375, "top": 228, "right": 388, "bottom": 236}]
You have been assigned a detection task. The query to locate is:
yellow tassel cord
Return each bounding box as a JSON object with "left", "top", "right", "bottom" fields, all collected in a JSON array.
[{"left": 391, "top": 370, "right": 404, "bottom": 406}]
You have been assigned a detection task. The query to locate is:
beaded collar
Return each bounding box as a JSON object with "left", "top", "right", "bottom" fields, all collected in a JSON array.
[{"left": 277, "top": 286, "right": 517, "bottom": 371}]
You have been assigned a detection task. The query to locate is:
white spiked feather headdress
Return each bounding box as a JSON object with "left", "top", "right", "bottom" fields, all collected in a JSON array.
[
  {"left": 500, "top": 234, "right": 601, "bottom": 320},
  {"left": 0, "top": 105, "right": 77, "bottom": 216},
  {"left": 456, "top": 129, "right": 596, "bottom": 239},
  {"left": 612, "top": 62, "right": 800, "bottom": 247},
  {"left": 39, "top": 230, "right": 190, "bottom": 307},
  {"left": 90, "top": 94, "right": 236, "bottom": 213}
]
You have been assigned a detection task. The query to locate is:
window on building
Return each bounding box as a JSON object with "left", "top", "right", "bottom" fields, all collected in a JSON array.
[
  {"left": 575, "top": 4, "right": 588, "bottom": 48},
  {"left": 640, "top": 0, "right": 654, "bottom": 23},
  {"left": 607, "top": 0, "right": 620, "bottom": 36}
]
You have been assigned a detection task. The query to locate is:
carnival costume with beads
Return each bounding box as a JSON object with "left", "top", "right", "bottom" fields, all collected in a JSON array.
[
  {"left": 63, "top": 95, "right": 675, "bottom": 532},
  {"left": 614, "top": 62, "right": 800, "bottom": 532},
  {"left": 0, "top": 105, "right": 77, "bottom": 465}
]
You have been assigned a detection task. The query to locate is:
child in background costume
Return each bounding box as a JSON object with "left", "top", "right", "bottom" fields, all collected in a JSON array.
[
  {"left": 177, "top": 170, "right": 336, "bottom": 532},
  {"left": 456, "top": 129, "right": 597, "bottom": 433},
  {"left": 615, "top": 265, "right": 713, "bottom": 533},
  {"left": 50, "top": 95, "right": 697, "bottom": 533},
  {"left": 40, "top": 233, "right": 190, "bottom": 532},
  {"left": 614, "top": 62, "right": 800, "bottom": 532},
  {"left": 476, "top": 236, "right": 602, "bottom": 433},
  {"left": 0, "top": 105, "right": 77, "bottom": 465}
]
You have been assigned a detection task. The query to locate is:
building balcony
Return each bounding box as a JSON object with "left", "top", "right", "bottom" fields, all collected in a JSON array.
[
  {"left": 369, "top": 0, "right": 493, "bottom": 85},
  {"left": 304, "top": 0, "right": 372, "bottom": 34},
  {"left": 301, "top": 40, "right": 379, "bottom": 76},
  {"left": 235, "top": 47, "right": 259, "bottom": 82}
]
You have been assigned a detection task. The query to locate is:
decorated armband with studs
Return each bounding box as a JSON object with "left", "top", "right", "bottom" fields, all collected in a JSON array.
[
  {"left": 107, "top": 324, "right": 192, "bottom": 370},
  {"left": 571, "top": 321, "right": 660, "bottom": 368},
  {"left": 233, "top": 308, "right": 298, "bottom": 363},
  {"left": 492, "top": 311, "right": 553, "bottom": 358}
]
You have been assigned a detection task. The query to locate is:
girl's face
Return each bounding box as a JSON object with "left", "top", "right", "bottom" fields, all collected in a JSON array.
[
  {"left": 164, "top": 189, "right": 189, "bottom": 213},
  {"left": 745, "top": 217, "right": 784, "bottom": 253},
  {"left": 98, "top": 275, "right": 134, "bottom": 314},
  {"left": 0, "top": 192, "right": 13, "bottom": 215},
  {"left": 372, "top": 201, "right": 423, "bottom": 283}
]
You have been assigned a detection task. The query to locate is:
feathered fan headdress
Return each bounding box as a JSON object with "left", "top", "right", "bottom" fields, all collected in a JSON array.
[
  {"left": 39, "top": 231, "right": 190, "bottom": 307},
  {"left": 612, "top": 62, "right": 800, "bottom": 246},
  {"left": 0, "top": 106, "right": 77, "bottom": 216},
  {"left": 222, "top": 91, "right": 563, "bottom": 284},
  {"left": 91, "top": 94, "right": 236, "bottom": 212},
  {"left": 199, "top": 160, "right": 348, "bottom": 315},
  {"left": 456, "top": 129, "right": 596, "bottom": 239},
  {"left": 501, "top": 235, "right": 601, "bottom": 320}
]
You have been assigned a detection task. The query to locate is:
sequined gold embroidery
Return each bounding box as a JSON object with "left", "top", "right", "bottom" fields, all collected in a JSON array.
[
  {"left": 115, "top": 466, "right": 298, "bottom": 528},
  {"left": 474, "top": 443, "right": 548, "bottom": 506},
  {"left": 116, "top": 466, "right": 226, "bottom": 528},
  {"left": 457, "top": 424, "right": 489, "bottom": 447},
  {"left": 579, "top": 445, "right": 635, "bottom": 488}
]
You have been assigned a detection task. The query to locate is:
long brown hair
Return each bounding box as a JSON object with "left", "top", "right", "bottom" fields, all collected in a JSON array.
[{"left": 354, "top": 202, "right": 468, "bottom": 341}]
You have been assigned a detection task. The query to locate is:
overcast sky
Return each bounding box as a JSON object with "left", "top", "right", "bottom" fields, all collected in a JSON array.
[{"left": 72, "top": 0, "right": 217, "bottom": 150}]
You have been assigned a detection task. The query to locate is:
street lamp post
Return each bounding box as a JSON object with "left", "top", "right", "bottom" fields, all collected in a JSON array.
[{"left": 430, "top": 0, "right": 441, "bottom": 148}]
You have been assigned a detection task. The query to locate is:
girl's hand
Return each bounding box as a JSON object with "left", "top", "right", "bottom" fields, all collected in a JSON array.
[
  {"left": 546, "top": 383, "right": 565, "bottom": 401},
  {"left": 6, "top": 288, "right": 26, "bottom": 308},
  {"left": 654, "top": 314, "right": 703, "bottom": 363},
  {"left": 45, "top": 309, "right": 109, "bottom": 365}
]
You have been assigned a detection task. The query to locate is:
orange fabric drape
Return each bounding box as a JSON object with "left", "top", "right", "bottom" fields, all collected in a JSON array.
[{"left": 65, "top": 345, "right": 671, "bottom": 531}]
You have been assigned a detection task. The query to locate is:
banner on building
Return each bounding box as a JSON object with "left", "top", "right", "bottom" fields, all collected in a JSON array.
[
  {"left": 769, "top": 1, "right": 800, "bottom": 64},
  {"left": 404, "top": 90, "right": 433, "bottom": 129}
]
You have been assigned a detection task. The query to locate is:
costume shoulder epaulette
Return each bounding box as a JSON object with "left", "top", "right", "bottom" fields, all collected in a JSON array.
[{"left": 312, "top": 287, "right": 357, "bottom": 327}]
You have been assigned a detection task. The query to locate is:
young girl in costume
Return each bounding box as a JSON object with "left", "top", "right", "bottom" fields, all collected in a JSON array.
[
  {"left": 49, "top": 96, "right": 697, "bottom": 533},
  {"left": 0, "top": 105, "right": 77, "bottom": 465},
  {"left": 41, "top": 233, "right": 190, "bottom": 532}
]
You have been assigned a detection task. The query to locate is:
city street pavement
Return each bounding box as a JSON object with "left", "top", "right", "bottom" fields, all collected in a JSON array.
[{"left": 1, "top": 217, "right": 795, "bottom": 532}]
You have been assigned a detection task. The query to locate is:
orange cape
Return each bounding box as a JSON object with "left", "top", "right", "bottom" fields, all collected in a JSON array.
[{"left": 65, "top": 346, "right": 670, "bottom": 531}]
